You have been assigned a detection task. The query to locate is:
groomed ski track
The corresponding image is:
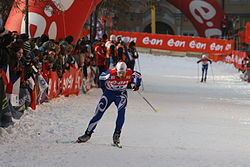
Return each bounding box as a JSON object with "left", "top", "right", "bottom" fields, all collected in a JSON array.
[{"left": 1, "top": 54, "right": 250, "bottom": 167}]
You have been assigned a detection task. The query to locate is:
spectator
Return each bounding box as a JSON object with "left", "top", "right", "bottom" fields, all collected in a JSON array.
[
  {"left": 127, "top": 41, "right": 138, "bottom": 71},
  {"left": 0, "top": 32, "right": 14, "bottom": 127},
  {"left": 221, "top": 16, "right": 228, "bottom": 39},
  {"left": 105, "top": 35, "right": 117, "bottom": 68},
  {"left": 94, "top": 42, "right": 106, "bottom": 86},
  {"left": 65, "top": 35, "right": 74, "bottom": 45},
  {"left": 0, "top": 30, "right": 99, "bottom": 127}
]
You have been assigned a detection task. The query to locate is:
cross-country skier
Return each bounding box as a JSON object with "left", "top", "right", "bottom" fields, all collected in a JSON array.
[
  {"left": 77, "top": 61, "right": 142, "bottom": 146},
  {"left": 197, "top": 54, "right": 212, "bottom": 82}
]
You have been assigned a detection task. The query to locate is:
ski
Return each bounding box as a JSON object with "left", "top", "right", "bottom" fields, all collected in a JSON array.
[
  {"left": 56, "top": 140, "right": 77, "bottom": 144},
  {"left": 56, "top": 139, "right": 123, "bottom": 148},
  {"left": 111, "top": 143, "right": 122, "bottom": 148}
]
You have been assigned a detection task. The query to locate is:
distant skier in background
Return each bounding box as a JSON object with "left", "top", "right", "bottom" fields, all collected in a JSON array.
[
  {"left": 77, "top": 61, "right": 142, "bottom": 147},
  {"left": 197, "top": 54, "right": 212, "bottom": 82}
]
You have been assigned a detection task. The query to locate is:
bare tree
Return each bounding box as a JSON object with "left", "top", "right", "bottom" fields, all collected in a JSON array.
[
  {"left": 1, "top": 0, "right": 133, "bottom": 35},
  {"left": 90, "top": 0, "right": 131, "bottom": 35},
  {"left": 97, "top": 0, "right": 152, "bottom": 32}
]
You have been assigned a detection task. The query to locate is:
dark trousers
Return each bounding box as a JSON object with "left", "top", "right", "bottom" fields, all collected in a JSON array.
[
  {"left": 85, "top": 90, "right": 128, "bottom": 134},
  {"left": 201, "top": 64, "right": 208, "bottom": 81}
]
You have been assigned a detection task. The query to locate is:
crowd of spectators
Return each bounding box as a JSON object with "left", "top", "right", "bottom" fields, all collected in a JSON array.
[
  {"left": 0, "top": 28, "right": 139, "bottom": 128},
  {"left": 220, "top": 16, "right": 240, "bottom": 39},
  {"left": 0, "top": 28, "right": 94, "bottom": 128}
]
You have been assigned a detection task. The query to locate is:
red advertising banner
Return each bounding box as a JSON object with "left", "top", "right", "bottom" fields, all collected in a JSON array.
[
  {"left": 232, "top": 50, "right": 247, "bottom": 70},
  {"left": 209, "top": 50, "right": 247, "bottom": 71},
  {"left": 111, "top": 31, "right": 234, "bottom": 54},
  {"left": 5, "top": 0, "right": 102, "bottom": 43},
  {"left": 71, "top": 69, "right": 83, "bottom": 95},
  {"left": 61, "top": 69, "right": 82, "bottom": 97},
  {"left": 48, "top": 71, "right": 60, "bottom": 99},
  {"left": 62, "top": 70, "right": 73, "bottom": 97},
  {"left": 5, "top": 0, "right": 224, "bottom": 42},
  {"left": 168, "top": 0, "right": 225, "bottom": 38},
  {"left": 245, "top": 22, "right": 250, "bottom": 44},
  {"left": 208, "top": 54, "right": 226, "bottom": 62}
]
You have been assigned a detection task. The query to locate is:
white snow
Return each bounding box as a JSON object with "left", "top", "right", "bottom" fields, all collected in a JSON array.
[{"left": 1, "top": 53, "right": 250, "bottom": 167}]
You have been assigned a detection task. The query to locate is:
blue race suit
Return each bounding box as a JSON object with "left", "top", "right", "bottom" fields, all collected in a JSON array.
[{"left": 85, "top": 68, "right": 141, "bottom": 134}]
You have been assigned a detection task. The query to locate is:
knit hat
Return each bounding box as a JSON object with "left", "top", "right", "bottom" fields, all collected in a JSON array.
[
  {"left": 65, "top": 35, "right": 73, "bottom": 44},
  {"left": 1, "top": 33, "right": 14, "bottom": 47},
  {"left": 23, "top": 41, "right": 31, "bottom": 52},
  {"left": 19, "top": 33, "right": 29, "bottom": 41}
]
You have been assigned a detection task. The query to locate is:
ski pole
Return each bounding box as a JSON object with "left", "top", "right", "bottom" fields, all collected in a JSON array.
[
  {"left": 210, "top": 63, "right": 215, "bottom": 83},
  {"left": 136, "top": 53, "right": 144, "bottom": 91},
  {"left": 197, "top": 63, "right": 199, "bottom": 82},
  {"left": 136, "top": 51, "right": 142, "bottom": 72},
  {"left": 137, "top": 91, "right": 159, "bottom": 112}
]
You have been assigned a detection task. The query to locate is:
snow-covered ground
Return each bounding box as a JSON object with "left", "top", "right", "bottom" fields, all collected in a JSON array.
[{"left": 1, "top": 53, "right": 250, "bottom": 167}]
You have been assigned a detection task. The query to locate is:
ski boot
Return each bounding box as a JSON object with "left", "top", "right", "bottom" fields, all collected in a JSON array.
[
  {"left": 112, "top": 131, "right": 122, "bottom": 148},
  {"left": 200, "top": 78, "right": 203, "bottom": 82},
  {"left": 77, "top": 132, "right": 91, "bottom": 143},
  {"left": 113, "top": 131, "right": 121, "bottom": 144},
  {"left": 204, "top": 77, "right": 206, "bottom": 82}
]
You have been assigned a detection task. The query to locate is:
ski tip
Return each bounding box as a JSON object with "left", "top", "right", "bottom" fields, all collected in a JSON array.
[
  {"left": 111, "top": 143, "right": 122, "bottom": 148},
  {"left": 76, "top": 139, "right": 85, "bottom": 143}
]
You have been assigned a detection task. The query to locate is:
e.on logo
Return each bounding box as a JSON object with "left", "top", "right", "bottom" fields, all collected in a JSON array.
[
  {"left": 142, "top": 37, "right": 163, "bottom": 46},
  {"left": 112, "top": 35, "right": 137, "bottom": 43},
  {"left": 189, "top": 0, "right": 222, "bottom": 38},
  {"left": 189, "top": 40, "right": 206, "bottom": 50},
  {"left": 167, "top": 39, "right": 185, "bottom": 47},
  {"left": 110, "top": 80, "right": 127, "bottom": 85},
  {"left": 210, "top": 43, "right": 224, "bottom": 51}
]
